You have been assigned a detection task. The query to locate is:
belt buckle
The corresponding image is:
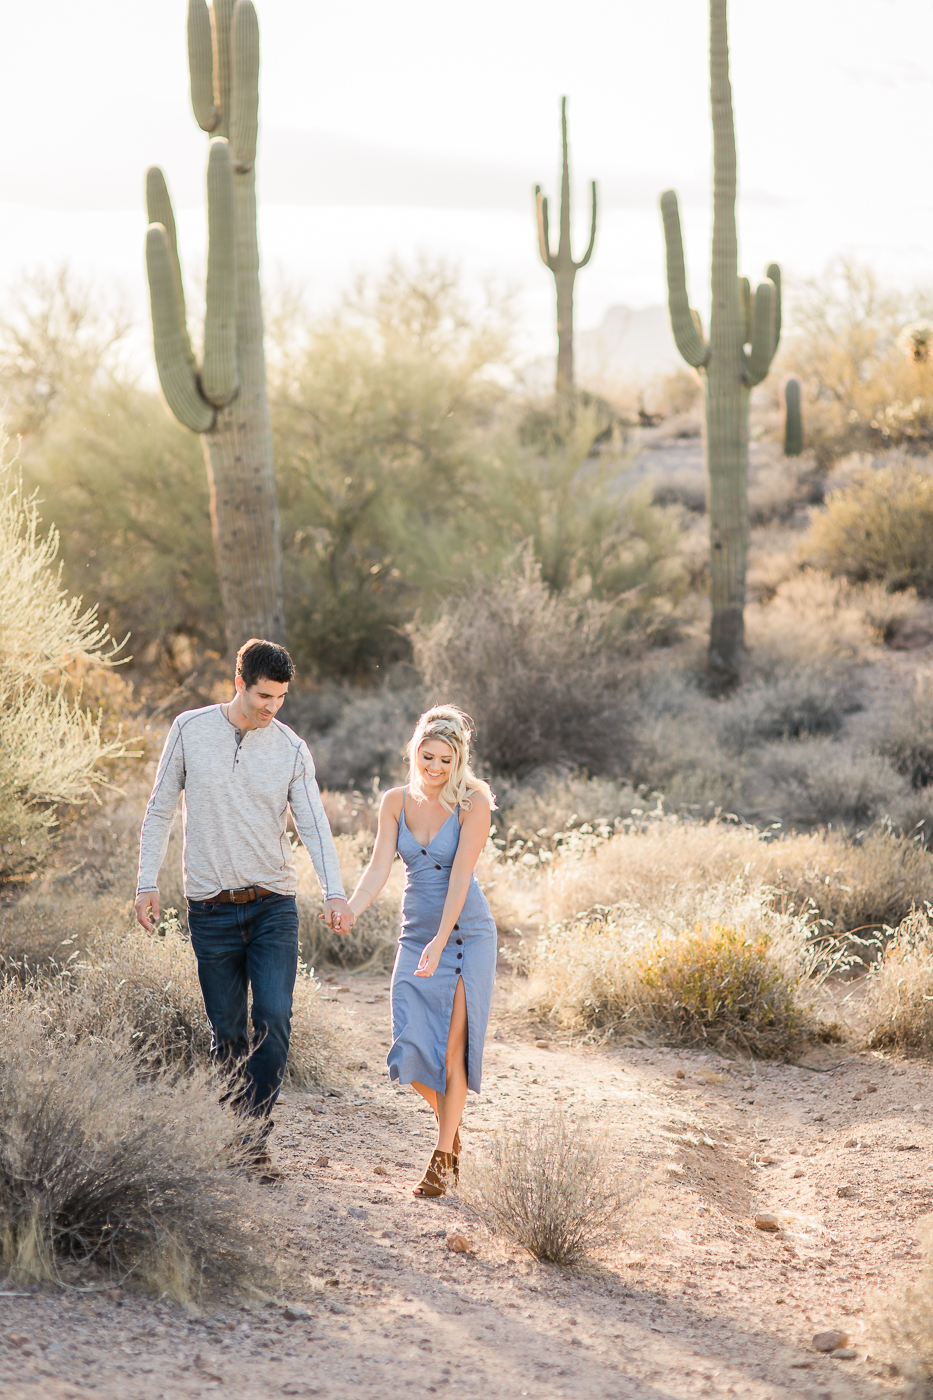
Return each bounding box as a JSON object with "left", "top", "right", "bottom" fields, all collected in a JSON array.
[{"left": 230, "top": 888, "right": 248, "bottom": 904}]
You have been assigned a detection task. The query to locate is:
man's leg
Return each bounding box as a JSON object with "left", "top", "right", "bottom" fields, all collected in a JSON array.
[
  {"left": 242, "top": 894, "right": 300, "bottom": 1119},
  {"left": 187, "top": 901, "right": 250, "bottom": 1090}
]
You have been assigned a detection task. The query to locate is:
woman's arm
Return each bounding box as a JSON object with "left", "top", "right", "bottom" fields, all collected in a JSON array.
[
  {"left": 346, "top": 788, "right": 403, "bottom": 920},
  {"left": 415, "top": 794, "right": 492, "bottom": 977}
]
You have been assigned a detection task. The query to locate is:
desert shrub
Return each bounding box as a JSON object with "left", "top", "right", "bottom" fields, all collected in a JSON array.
[
  {"left": 492, "top": 771, "right": 644, "bottom": 856},
  {"left": 864, "top": 909, "right": 933, "bottom": 1054},
  {"left": 43, "top": 919, "right": 338, "bottom": 1088},
  {"left": 0, "top": 451, "right": 131, "bottom": 879},
  {"left": 874, "top": 1216, "right": 933, "bottom": 1386},
  {"left": 716, "top": 668, "right": 853, "bottom": 750},
  {"left": 633, "top": 923, "right": 806, "bottom": 1052},
  {"left": 292, "top": 683, "right": 423, "bottom": 790},
  {"left": 782, "top": 259, "right": 933, "bottom": 464},
  {"left": 463, "top": 1107, "right": 631, "bottom": 1265},
  {"left": 517, "top": 910, "right": 817, "bottom": 1055},
  {"left": 0, "top": 981, "right": 267, "bottom": 1300},
  {"left": 271, "top": 259, "right": 512, "bottom": 679},
  {"left": 411, "top": 549, "right": 633, "bottom": 776},
  {"left": 874, "top": 676, "right": 933, "bottom": 790},
  {"left": 807, "top": 459, "right": 933, "bottom": 596},
  {"left": 750, "top": 741, "right": 904, "bottom": 828}
]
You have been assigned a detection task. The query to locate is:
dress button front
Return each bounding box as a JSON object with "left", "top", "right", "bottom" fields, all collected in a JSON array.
[
  {"left": 456, "top": 967, "right": 461, "bottom": 974},
  {"left": 456, "top": 938, "right": 463, "bottom": 945},
  {"left": 421, "top": 849, "right": 427, "bottom": 855},
  {"left": 456, "top": 952, "right": 462, "bottom": 959},
  {"left": 435, "top": 864, "right": 441, "bottom": 870}
]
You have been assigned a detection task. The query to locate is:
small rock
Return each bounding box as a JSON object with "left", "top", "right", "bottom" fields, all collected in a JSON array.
[
  {"left": 310, "top": 1103, "right": 326, "bottom": 1115},
  {"left": 347, "top": 1206, "right": 368, "bottom": 1221},
  {"left": 813, "top": 1114, "right": 824, "bottom": 1122},
  {"left": 7, "top": 1334, "right": 30, "bottom": 1348},
  {"left": 534, "top": 1040, "right": 551, "bottom": 1050},
  {"left": 844, "top": 1138, "right": 858, "bottom": 1148},
  {"left": 865, "top": 1083, "right": 877, "bottom": 1093},
  {"left": 314, "top": 1156, "right": 329, "bottom": 1167},
  {"left": 329, "top": 1301, "right": 350, "bottom": 1315},
  {"left": 675, "top": 1070, "right": 686, "bottom": 1079},
  {"left": 813, "top": 1330, "right": 849, "bottom": 1353},
  {"left": 446, "top": 1233, "right": 472, "bottom": 1253},
  {"left": 283, "top": 1305, "right": 310, "bottom": 1322},
  {"left": 792, "top": 1168, "right": 805, "bottom": 1178},
  {"left": 743, "top": 1081, "right": 754, "bottom": 1091},
  {"left": 836, "top": 1185, "right": 856, "bottom": 1198},
  {"left": 106, "top": 1288, "right": 122, "bottom": 1302},
  {"left": 324, "top": 1277, "right": 340, "bottom": 1287},
  {"left": 754, "top": 1214, "right": 780, "bottom": 1232},
  {"left": 374, "top": 1165, "right": 389, "bottom": 1176},
  {"left": 493, "top": 1028, "right": 503, "bottom": 1040},
  {"left": 833, "top": 1349, "right": 857, "bottom": 1360}
]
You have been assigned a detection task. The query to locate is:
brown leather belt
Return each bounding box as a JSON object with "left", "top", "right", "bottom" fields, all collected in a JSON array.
[{"left": 211, "top": 885, "right": 276, "bottom": 904}]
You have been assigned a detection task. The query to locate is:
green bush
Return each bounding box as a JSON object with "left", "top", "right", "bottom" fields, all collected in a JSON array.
[{"left": 807, "top": 460, "right": 933, "bottom": 595}]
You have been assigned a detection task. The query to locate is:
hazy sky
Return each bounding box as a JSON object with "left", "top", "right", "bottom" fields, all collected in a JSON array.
[{"left": 2, "top": 0, "right": 933, "bottom": 360}]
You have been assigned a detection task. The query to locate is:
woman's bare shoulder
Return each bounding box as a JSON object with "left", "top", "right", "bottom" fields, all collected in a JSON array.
[
  {"left": 380, "top": 786, "right": 405, "bottom": 818},
  {"left": 463, "top": 788, "right": 493, "bottom": 816}
]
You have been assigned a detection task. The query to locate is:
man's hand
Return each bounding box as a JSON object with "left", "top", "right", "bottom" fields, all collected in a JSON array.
[
  {"left": 135, "top": 889, "right": 160, "bottom": 932},
  {"left": 323, "top": 896, "right": 354, "bottom": 934}
]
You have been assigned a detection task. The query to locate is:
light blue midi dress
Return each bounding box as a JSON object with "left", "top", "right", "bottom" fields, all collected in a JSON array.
[{"left": 387, "top": 794, "right": 497, "bottom": 1095}]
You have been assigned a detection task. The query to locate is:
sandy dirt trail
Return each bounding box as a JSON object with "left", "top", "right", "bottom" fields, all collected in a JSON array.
[{"left": 1, "top": 967, "right": 928, "bottom": 1400}]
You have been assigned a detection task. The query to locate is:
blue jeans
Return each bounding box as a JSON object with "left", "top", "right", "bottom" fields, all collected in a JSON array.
[{"left": 187, "top": 893, "right": 299, "bottom": 1123}]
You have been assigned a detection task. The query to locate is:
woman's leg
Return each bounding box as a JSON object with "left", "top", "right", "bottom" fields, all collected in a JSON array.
[
  {"left": 411, "top": 1082, "right": 437, "bottom": 1114},
  {"left": 435, "top": 977, "right": 468, "bottom": 1152}
]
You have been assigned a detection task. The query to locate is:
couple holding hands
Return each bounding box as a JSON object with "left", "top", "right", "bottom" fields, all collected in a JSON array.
[{"left": 135, "top": 639, "right": 496, "bottom": 1196}]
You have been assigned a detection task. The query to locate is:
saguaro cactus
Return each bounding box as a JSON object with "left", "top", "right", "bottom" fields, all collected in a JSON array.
[
  {"left": 784, "top": 377, "right": 803, "bottom": 457},
  {"left": 145, "top": 0, "right": 285, "bottom": 651},
  {"left": 660, "top": 0, "right": 781, "bottom": 683},
  {"left": 535, "top": 97, "right": 597, "bottom": 394}
]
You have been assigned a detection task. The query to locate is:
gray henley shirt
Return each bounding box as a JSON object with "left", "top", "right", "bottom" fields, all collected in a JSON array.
[{"left": 136, "top": 704, "right": 345, "bottom": 901}]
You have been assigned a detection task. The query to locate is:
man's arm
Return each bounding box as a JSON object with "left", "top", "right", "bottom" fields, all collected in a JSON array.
[
  {"left": 135, "top": 720, "right": 186, "bottom": 930},
  {"left": 288, "top": 741, "right": 347, "bottom": 924}
]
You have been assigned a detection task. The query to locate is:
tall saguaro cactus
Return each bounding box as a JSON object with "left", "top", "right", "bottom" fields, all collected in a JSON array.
[
  {"left": 660, "top": 0, "right": 781, "bottom": 683},
  {"left": 535, "top": 97, "right": 597, "bottom": 394},
  {"left": 145, "top": 0, "right": 285, "bottom": 651}
]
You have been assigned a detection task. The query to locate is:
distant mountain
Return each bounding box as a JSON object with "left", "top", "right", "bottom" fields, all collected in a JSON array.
[{"left": 575, "top": 305, "right": 682, "bottom": 386}]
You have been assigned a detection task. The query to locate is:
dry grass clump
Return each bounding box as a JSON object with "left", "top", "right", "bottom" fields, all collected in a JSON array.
[
  {"left": 517, "top": 910, "right": 819, "bottom": 1055},
  {"left": 40, "top": 918, "right": 339, "bottom": 1088},
  {"left": 485, "top": 817, "right": 933, "bottom": 943},
  {"left": 873, "top": 1216, "right": 933, "bottom": 1387},
  {"left": 463, "top": 1107, "right": 633, "bottom": 1265},
  {"left": 750, "top": 740, "right": 904, "bottom": 828},
  {"left": 864, "top": 909, "right": 933, "bottom": 1054},
  {"left": 295, "top": 834, "right": 402, "bottom": 971},
  {"left": 0, "top": 981, "right": 268, "bottom": 1301},
  {"left": 874, "top": 674, "right": 933, "bottom": 791},
  {"left": 807, "top": 459, "right": 933, "bottom": 595}
]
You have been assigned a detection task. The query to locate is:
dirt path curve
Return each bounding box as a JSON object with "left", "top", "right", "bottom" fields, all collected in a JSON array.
[{"left": 1, "top": 967, "right": 927, "bottom": 1400}]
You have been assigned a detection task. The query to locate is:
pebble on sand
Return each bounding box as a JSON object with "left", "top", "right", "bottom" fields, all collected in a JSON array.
[
  {"left": 314, "top": 1156, "right": 329, "bottom": 1167},
  {"left": 534, "top": 1040, "right": 551, "bottom": 1049},
  {"left": 446, "top": 1233, "right": 472, "bottom": 1253},
  {"left": 812, "top": 1330, "right": 849, "bottom": 1353},
  {"left": 283, "top": 1305, "right": 310, "bottom": 1321},
  {"left": 754, "top": 1214, "right": 780, "bottom": 1231}
]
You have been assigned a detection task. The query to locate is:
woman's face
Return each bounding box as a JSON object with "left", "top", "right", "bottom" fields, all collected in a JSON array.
[{"left": 417, "top": 737, "right": 454, "bottom": 792}]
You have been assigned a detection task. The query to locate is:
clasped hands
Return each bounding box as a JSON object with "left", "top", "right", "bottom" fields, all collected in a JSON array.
[{"left": 322, "top": 897, "right": 356, "bottom": 934}]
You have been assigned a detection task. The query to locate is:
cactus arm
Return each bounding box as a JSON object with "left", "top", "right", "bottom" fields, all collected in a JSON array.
[
  {"left": 146, "top": 225, "right": 215, "bottom": 433},
  {"left": 574, "top": 180, "right": 597, "bottom": 270},
  {"left": 535, "top": 187, "right": 555, "bottom": 269},
  {"left": 231, "top": 0, "right": 259, "bottom": 173},
  {"left": 744, "top": 279, "right": 776, "bottom": 385},
  {"left": 201, "top": 140, "right": 239, "bottom": 407},
  {"left": 766, "top": 261, "right": 782, "bottom": 350},
  {"left": 145, "top": 166, "right": 195, "bottom": 370},
  {"left": 187, "top": 0, "right": 219, "bottom": 133},
  {"left": 213, "top": 0, "right": 235, "bottom": 136},
  {"left": 738, "top": 276, "right": 751, "bottom": 344},
  {"left": 660, "top": 189, "right": 710, "bottom": 369}
]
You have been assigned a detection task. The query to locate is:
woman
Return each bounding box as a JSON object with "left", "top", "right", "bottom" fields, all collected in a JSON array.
[{"left": 343, "top": 705, "right": 496, "bottom": 1197}]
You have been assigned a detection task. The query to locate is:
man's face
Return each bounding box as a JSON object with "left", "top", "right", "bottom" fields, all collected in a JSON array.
[{"left": 235, "top": 675, "right": 288, "bottom": 727}]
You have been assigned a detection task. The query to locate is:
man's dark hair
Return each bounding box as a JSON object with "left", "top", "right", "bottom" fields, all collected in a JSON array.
[{"left": 236, "top": 638, "right": 295, "bottom": 689}]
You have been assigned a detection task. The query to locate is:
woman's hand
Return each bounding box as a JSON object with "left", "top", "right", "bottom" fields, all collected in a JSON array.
[{"left": 415, "top": 936, "right": 445, "bottom": 977}]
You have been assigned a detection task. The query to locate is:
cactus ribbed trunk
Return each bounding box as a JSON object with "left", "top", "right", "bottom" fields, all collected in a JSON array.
[
  {"left": 706, "top": 0, "right": 748, "bottom": 677},
  {"left": 145, "top": 0, "right": 285, "bottom": 657},
  {"left": 535, "top": 97, "right": 597, "bottom": 396},
  {"left": 203, "top": 164, "right": 285, "bottom": 644},
  {"left": 660, "top": 0, "right": 781, "bottom": 686}
]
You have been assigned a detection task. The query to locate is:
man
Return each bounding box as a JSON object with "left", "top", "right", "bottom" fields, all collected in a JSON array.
[{"left": 135, "top": 638, "right": 349, "bottom": 1181}]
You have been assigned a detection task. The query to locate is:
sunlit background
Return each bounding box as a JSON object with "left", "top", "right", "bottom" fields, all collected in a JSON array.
[{"left": 3, "top": 0, "right": 933, "bottom": 372}]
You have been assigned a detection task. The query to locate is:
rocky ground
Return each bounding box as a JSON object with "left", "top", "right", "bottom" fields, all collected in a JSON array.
[{"left": 1, "top": 967, "right": 930, "bottom": 1400}]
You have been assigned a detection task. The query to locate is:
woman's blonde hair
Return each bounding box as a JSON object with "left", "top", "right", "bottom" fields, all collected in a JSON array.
[{"left": 406, "top": 705, "right": 495, "bottom": 813}]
